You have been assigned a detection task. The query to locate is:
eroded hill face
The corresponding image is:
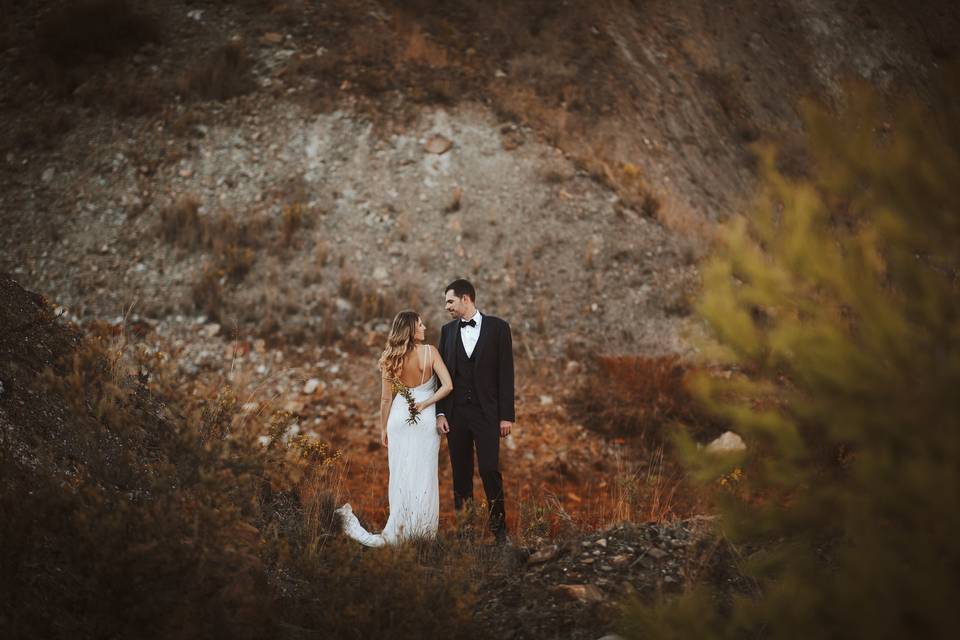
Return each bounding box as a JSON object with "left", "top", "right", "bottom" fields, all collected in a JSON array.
[{"left": 1, "top": 0, "right": 955, "bottom": 357}]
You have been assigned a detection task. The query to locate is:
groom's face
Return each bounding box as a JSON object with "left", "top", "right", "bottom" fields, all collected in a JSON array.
[{"left": 445, "top": 290, "right": 469, "bottom": 319}]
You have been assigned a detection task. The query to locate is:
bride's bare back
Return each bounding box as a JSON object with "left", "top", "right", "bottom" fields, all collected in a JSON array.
[{"left": 395, "top": 345, "right": 434, "bottom": 388}]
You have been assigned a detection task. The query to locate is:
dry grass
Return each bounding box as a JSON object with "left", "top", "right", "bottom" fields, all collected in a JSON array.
[
  {"left": 279, "top": 202, "right": 306, "bottom": 248},
  {"left": 160, "top": 198, "right": 267, "bottom": 282},
  {"left": 160, "top": 196, "right": 203, "bottom": 246},
  {"left": 654, "top": 194, "right": 717, "bottom": 264},
  {"left": 573, "top": 448, "right": 696, "bottom": 527},
  {"left": 177, "top": 41, "right": 255, "bottom": 102},
  {"left": 338, "top": 271, "right": 392, "bottom": 322},
  {"left": 157, "top": 198, "right": 268, "bottom": 320}
]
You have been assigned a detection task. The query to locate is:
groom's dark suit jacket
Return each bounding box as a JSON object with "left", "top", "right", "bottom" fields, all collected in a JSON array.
[{"left": 437, "top": 315, "right": 515, "bottom": 428}]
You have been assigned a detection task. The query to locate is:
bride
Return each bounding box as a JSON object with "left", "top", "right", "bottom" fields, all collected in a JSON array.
[{"left": 336, "top": 310, "right": 453, "bottom": 547}]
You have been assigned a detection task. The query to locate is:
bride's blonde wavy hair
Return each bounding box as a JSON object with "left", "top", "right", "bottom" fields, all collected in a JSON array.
[{"left": 378, "top": 310, "right": 420, "bottom": 380}]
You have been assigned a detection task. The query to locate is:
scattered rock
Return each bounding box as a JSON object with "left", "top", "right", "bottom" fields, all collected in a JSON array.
[
  {"left": 646, "top": 547, "right": 669, "bottom": 560},
  {"left": 527, "top": 544, "right": 560, "bottom": 565},
  {"left": 706, "top": 431, "right": 746, "bottom": 453},
  {"left": 203, "top": 322, "right": 221, "bottom": 337},
  {"left": 303, "top": 378, "right": 321, "bottom": 394},
  {"left": 424, "top": 134, "right": 453, "bottom": 154},
  {"left": 609, "top": 554, "right": 631, "bottom": 568},
  {"left": 260, "top": 32, "right": 285, "bottom": 45},
  {"left": 553, "top": 584, "right": 605, "bottom": 603},
  {"left": 564, "top": 360, "right": 582, "bottom": 375}
]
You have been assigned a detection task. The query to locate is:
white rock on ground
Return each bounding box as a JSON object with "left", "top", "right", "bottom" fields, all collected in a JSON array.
[{"left": 706, "top": 430, "right": 746, "bottom": 453}]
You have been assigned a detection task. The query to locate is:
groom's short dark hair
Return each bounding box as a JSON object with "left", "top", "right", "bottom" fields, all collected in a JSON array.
[{"left": 445, "top": 278, "right": 476, "bottom": 302}]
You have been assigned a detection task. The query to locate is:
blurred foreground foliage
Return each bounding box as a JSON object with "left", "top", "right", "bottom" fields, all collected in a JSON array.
[{"left": 624, "top": 80, "right": 960, "bottom": 638}]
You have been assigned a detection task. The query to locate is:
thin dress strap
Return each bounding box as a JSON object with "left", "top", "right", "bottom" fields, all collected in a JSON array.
[{"left": 419, "top": 345, "right": 427, "bottom": 385}]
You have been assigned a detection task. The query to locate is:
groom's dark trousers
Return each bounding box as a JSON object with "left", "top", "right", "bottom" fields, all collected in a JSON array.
[{"left": 438, "top": 315, "right": 515, "bottom": 536}]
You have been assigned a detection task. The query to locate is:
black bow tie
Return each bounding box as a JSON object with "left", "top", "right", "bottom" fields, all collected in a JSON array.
[{"left": 459, "top": 319, "right": 476, "bottom": 328}]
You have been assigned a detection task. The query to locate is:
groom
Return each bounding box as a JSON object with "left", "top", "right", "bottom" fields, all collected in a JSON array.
[{"left": 436, "top": 278, "right": 515, "bottom": 543}]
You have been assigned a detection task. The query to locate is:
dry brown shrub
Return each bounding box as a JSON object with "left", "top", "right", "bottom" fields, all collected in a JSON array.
[
  {"left": 399, "top": 27, "right": 450, "bottom": 68},
  {"left": 654, "top": 194, "right": 717, "bottom": 263},
  {"left": 160, "top": 200, "right": 266, "bottom": 282},
  {"left": 94, "top": 74, "right": 169, "bottom": 116},
  {"left": 191, "top": 264, "right": 225, "bottom": 321},
  {"left": 491, "top": 84, "right": 572, "bottom": 141},
  {"left": 160, "top": 197, "right": 202, "bottom": 247},
  {"left": 177, "top": 41, "right": 255, "bottom": 102},
  {"left": 338, "top": 272, "right": 392, "bottom": 322},
  {"left": 279, "top": 202, "right": 305, "bottom": 248},
  {"left": 568, "top": 355, "right": 721, "bottom": 444}
]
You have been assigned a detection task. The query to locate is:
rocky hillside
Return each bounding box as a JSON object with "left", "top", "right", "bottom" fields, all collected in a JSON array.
[
  {"left": 1, "top": 2, "right": 954, "bottom": 636},
  {"left": 1, "top": 0, "right": 956, "bottom": 357}
]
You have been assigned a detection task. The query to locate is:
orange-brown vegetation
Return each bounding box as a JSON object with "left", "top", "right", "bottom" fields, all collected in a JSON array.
[{"left": 568, "top": 355, "right": 722, "bottom": 445}]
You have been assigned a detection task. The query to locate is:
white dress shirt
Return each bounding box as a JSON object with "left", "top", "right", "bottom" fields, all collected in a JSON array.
[{"left": 460, "top": 310, "right": 482, "bottom": 358}]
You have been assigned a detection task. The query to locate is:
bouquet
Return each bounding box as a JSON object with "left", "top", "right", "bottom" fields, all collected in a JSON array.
[{"left": 391, "top": 379, "right": 421, "bottom": 425}]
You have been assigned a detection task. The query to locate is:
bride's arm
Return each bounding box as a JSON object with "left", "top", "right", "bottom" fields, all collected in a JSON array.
[
  {"left": 379, "top": 375, "right": 393, "bottom": 446},
  {"left": 417, "top": 346, "right": 453, "bottom": 410}
]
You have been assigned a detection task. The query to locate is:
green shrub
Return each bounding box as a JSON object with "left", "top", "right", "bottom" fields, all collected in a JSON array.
[{"left": 622, "top": 81, "right": 960, "bottom": 639}]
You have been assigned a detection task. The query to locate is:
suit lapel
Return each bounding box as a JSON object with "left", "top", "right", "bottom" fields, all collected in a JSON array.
[
  {"left": 473, "top": 316, "right": 491, "bottom": 362},
  {"left": 447, "top": 322, "right": 459, "bottom": 375}
]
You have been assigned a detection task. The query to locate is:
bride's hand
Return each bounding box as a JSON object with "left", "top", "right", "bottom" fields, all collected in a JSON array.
[{"left": 414, "top": 401, "right": 428, "bottom": 413}]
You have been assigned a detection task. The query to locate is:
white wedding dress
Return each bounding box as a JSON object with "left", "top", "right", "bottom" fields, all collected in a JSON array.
[{"left": 335, "top": 362, "right": 440, "bottom": 547}]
